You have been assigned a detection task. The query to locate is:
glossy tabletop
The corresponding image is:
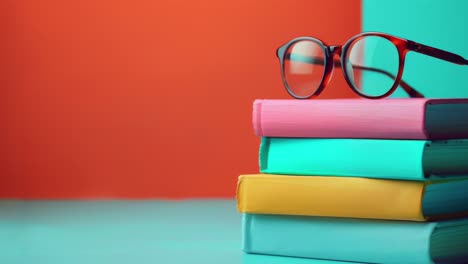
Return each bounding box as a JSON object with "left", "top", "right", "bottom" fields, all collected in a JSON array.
[{"left": 0, "top": 200, "right": 345, "bottom": 264}]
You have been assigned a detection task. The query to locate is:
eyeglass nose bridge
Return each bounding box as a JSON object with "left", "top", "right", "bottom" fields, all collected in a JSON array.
[
  {"left": 328, "top": 45, "right": 342, "bottom": 56},
  {"left": 326, "top": 45, "right": 343, "bottom": 68},
  {"left": 317, "top": 45, "right": 344, "bottom": 96}
]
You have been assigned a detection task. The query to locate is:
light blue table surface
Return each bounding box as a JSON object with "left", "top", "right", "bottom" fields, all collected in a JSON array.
[{"left": 0, "top": 200, "right": 345, "bottom": 264}]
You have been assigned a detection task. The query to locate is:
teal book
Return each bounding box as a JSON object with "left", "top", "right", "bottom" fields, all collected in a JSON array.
[
  {"left": 243, "top": 252, "right": 353, "bottom": 263},
  {"left": 243, "top": 214, "right": 468, "bottom": 264},
  {"left": 260, "top": 137, "right": 468, "bottom": 181}
]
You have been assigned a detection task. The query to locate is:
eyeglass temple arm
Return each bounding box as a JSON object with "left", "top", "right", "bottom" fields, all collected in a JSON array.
[
  {"left": 337, "top": 62, "right": 424, "bottom": 98},
  {"left": 285, "top": 53, "right": 424, "bottom": 98},
  {"left": 407, "top": 41, "right": 468, "bottom": 65}
]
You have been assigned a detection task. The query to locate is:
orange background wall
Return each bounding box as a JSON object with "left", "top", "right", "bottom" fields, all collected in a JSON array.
[{"left": 1, "top": 0, "right": 361, "bottom": 198}]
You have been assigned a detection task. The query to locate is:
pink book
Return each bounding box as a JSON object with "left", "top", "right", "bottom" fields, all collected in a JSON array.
[{"left": 253, "top": 98, "right": 468, "bottom": 139}]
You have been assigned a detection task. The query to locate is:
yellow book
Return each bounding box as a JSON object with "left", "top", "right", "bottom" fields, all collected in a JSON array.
[{"left": 237, "top": 174, "right": 468, "bottom": 221}]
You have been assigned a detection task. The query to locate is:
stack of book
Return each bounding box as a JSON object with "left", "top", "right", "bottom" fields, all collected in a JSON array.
[{"left": 237, "top": 98, "right": 468, "bottom": 263}]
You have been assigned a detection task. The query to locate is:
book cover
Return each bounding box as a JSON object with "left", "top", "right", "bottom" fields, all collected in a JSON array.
[
  {"left": 260, "top": 137, "right": 468, "bottom": 181},
  {"left": 237, "top": 174, "right": 468, "bottom": 221},
  {"left": 243, "top": 252, "right": 351, "bottom": 263},
  {"left": 253, "top": 98, "right": 468, "bottom": 139},
  {"left": 243, "top": 214, "right": 468, "bottom": 263}
]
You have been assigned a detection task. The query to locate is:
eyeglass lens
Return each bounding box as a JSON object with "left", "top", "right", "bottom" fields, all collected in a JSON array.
[
  {"left": 284, "top": 40, "right": 325, "bottom": 98},
  {"left": 345, "top": 35, "right": 400, "bottom": 97}
]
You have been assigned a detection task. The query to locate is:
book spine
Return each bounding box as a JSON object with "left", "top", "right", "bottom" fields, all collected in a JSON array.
[
  {"left": 253, "top": 99, "right": 428, "bottom": 139},
  {"left": 259, "top": 137, "right": 427, "bottom": 181},
  {"left": 258, "top": 137, "right": 271, "bottom": 172},
  {"left": 253, "top": 99, "right": 263, "bottom": 136},
  {"left": 243, "top": 214, "right": 435, "bottom": 264}
]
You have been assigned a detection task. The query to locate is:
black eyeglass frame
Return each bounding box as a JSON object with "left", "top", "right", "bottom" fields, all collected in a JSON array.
[{"left": 276, "top": 32, "right": 468, "bottom": 99}]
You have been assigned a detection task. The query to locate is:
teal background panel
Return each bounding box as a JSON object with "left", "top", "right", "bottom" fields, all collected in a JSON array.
[{"left": 363, "top": 0, "right": 468, "bottom": 98}]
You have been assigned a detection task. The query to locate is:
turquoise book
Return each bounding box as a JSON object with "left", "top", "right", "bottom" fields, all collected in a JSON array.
[
  {"left": 260, "top": 137, "right": 468, "bottom": 181},
  {"left": 243, "top": 214, "right": 468, "bottom": 263},
  {"left": 243, "top": 252, "right": 353, "bottom": 263}
]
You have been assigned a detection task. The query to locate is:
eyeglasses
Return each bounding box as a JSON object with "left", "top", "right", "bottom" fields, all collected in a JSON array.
[{"left": 276, "top": 32, "right": 468, "bottom": 99}]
